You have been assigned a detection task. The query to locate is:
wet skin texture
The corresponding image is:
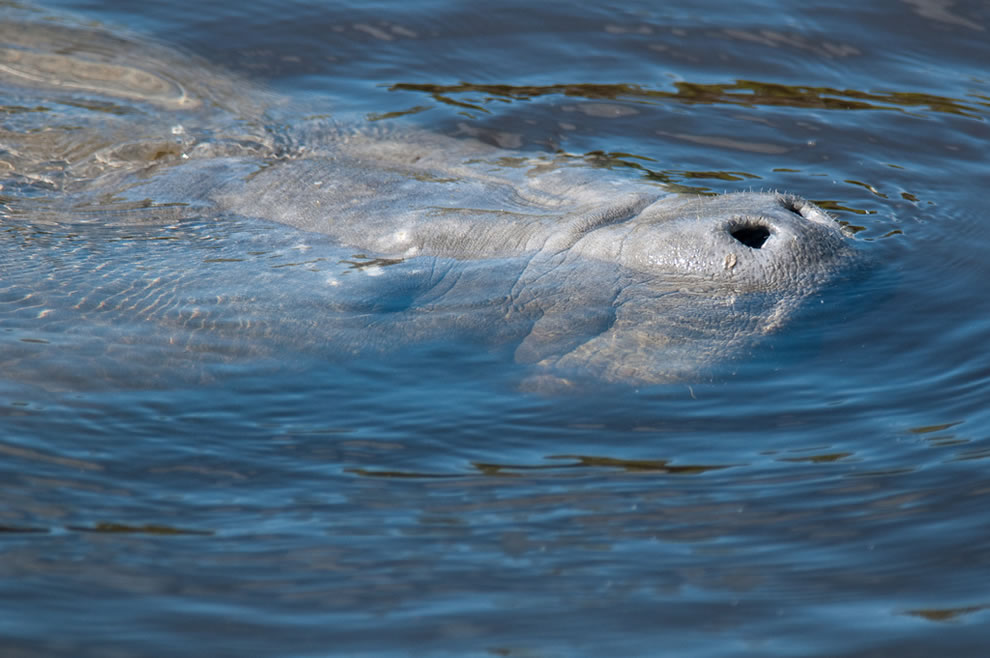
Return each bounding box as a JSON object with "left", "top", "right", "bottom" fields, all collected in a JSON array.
[{"left": 0, "top": 11, "right": 854, "bottom": 386}]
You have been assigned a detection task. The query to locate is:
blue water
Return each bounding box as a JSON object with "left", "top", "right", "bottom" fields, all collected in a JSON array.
[{"left": 2, "top": 0, "right": 990, "bottom": 656}]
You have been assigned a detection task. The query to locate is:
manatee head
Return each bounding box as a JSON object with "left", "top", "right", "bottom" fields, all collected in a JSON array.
[
  {"left": 529, "top": 191, "right": 855, "bottom": 386},
  {"left": 572, "top": 191, "right": 851, "bottom": 293}
]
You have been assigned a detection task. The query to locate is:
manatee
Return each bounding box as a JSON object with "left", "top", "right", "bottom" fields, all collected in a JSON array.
[{"left": 0, "top": 9, "right": 854, "bottom": 388}]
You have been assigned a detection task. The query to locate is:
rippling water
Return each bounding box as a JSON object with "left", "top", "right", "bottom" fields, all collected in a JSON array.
[{"left": 2, "top": 0, "right": 990, "bottom": 656}]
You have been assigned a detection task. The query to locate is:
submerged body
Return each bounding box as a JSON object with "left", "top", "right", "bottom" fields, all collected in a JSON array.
[{"left": 0, "top": 9, "right": 853, "bottom": 386}]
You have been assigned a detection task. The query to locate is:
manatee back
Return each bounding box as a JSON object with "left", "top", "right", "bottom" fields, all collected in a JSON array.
[{"left": 0, "top": 7, "right": 277, "bottom": 223}]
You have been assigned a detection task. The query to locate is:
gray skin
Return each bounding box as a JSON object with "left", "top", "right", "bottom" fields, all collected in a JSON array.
[{"left": 0, "top": 11, "right": 853, "bottom": 387}]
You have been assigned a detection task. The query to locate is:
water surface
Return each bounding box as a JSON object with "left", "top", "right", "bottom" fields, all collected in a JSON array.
[{"left": 2, "top": 0, "right": 990, "bottom": 656}]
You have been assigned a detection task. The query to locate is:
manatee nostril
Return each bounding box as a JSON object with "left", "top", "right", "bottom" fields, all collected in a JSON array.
[
  {"left": 730, "top": 225, "right": 771, "bottom": 249},
  {"left": 781, "top": 196, "right": 808, "bottom": 218}
]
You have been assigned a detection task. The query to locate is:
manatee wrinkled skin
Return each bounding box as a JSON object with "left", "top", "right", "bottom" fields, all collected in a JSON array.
[{"left": 0, "top": 10, "right": 854, "bottom": 386}]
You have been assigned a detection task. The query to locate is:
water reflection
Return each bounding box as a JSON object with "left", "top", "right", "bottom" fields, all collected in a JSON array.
[
  {"left": 66, "top": 522, "right": 213, "bottom": 535},
  {"left": 350, "top": 454, "right": 735, "bottom": 478},
  {"left": 390, "top": 79, "right": 988, "bottom": 117}
]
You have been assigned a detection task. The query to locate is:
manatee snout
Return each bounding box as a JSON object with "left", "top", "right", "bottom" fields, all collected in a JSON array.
[
  {"left": 724, "top": 193, "right": 839, "bottom": 251},
  {"left": 582, "top": 191, "right": 852, "bottom": 291},
  {"left": 712, "top": 193, "right": 850, "bottom": 288}
]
